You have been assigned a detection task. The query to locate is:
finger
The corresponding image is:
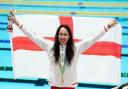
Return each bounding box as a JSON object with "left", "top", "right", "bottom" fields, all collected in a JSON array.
[
  {"left": 112, "top": 20, "right": 117, "bottom": 25},
  {"left": 112, "top": 20, "right": 117, "bottom": 26},
  {"left": 109, "top": 20, "right": 117, "bottom": 28},
  {"left": 8, "top": 15, "right": 11, "bottom": 20},
  {"left": 10, "top": 9, "right": 16, "bottom": 16},
  {"left": 10, "top": 11, "right": 14, "bottom": 16}
]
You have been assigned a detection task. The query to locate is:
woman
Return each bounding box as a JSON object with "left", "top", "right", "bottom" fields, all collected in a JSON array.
[{"left": 8, "top": 9, "right": 117, "bottom": 89}]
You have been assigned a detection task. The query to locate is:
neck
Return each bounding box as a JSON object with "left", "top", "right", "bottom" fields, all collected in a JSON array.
[{"left": 60, "top": 45, "right": 66, "bottom": 50}]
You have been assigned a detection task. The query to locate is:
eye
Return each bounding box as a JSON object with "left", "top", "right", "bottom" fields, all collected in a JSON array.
[
  {"left": 64, "top": 33, "right": 67, "bottom": 36},
  {"left": 59, "top": 33, "right": 63, "bottom": 36}
]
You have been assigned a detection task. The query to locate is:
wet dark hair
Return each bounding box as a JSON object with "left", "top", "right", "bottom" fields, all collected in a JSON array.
[{"left": 53, "top": 24, "right": 74, "bottom": 65}]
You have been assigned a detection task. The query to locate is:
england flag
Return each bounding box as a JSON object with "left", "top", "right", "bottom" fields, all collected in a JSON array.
[{"left": 10, "top": 15, "right": 122, "bottom": 86}]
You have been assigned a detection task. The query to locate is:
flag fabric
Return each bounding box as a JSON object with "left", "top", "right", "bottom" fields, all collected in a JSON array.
[{"left": 10, "top": 15, "right": 122, "bottom": 86}]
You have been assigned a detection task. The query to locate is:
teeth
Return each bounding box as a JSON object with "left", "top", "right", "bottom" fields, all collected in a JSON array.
[
  {"left": 61, "top": 39, "right": 65, "bottom": 42},
  {"left": 62, "top": 40, "right": 65, "bottom": 42}
]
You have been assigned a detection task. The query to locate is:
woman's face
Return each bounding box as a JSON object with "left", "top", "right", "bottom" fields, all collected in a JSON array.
[{"left": 58, "top": 27, "right": 69, "bottom": 45}]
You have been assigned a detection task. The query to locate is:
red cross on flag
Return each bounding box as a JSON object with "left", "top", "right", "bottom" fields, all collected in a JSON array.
[{"left": 10, "top": 15, "right": 122, "bottom": 86}]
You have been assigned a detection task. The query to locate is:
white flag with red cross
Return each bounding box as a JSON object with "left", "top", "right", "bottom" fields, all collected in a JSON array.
[{"left": 10, "top": 15, "right": 122, "bottom": 86}]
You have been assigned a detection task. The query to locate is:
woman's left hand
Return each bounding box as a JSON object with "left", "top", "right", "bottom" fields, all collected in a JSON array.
[{"left": 108, "top": 20, "right": 117, "bottom": 29}]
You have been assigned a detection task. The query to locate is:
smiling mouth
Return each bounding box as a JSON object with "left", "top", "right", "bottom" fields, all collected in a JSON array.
[{"left": 60, "top": 38, "right": 66, "bottom": 43}]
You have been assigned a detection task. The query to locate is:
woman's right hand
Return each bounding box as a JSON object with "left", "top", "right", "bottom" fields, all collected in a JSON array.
[{"left": 9, "top": 9, "right": 21, "bottom": 28}]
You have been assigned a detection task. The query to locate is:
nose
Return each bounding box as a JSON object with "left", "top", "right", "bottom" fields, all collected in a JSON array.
[{"left": 59, "top": 35, "right": 65, "bottom": 38}]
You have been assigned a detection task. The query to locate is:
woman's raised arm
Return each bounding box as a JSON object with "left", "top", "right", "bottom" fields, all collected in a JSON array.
[
  {"left": 9, "top": 9, "right": 50, "bottom": 51},
  {"left": 77, "top": 20, "right": 117, "bottom": 53}
]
